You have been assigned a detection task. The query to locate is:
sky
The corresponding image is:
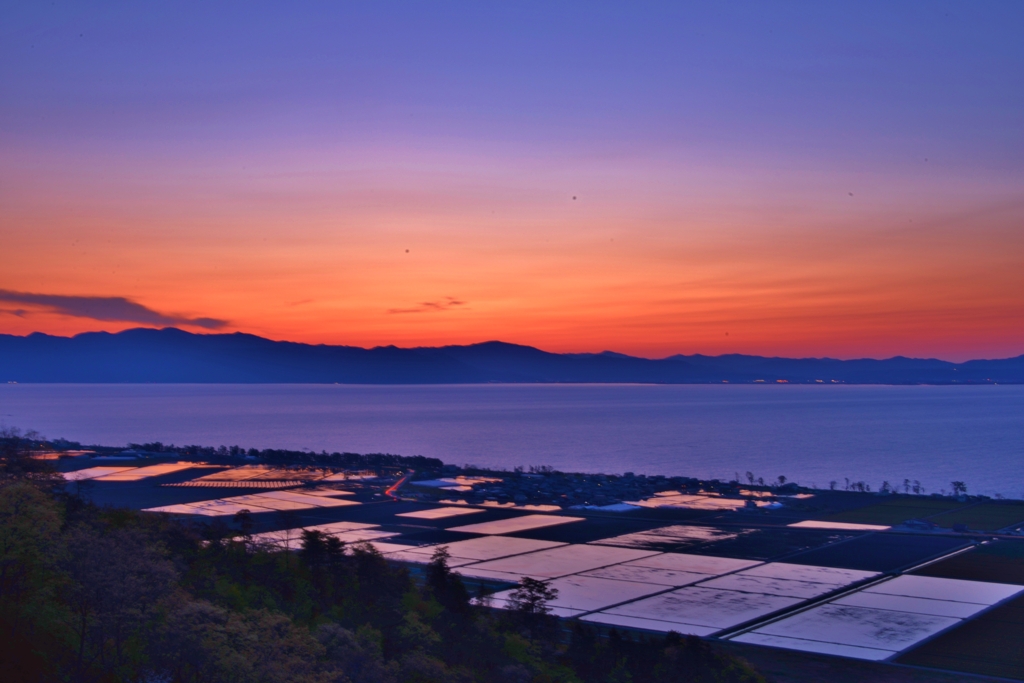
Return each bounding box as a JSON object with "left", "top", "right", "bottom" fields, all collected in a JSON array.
[{"left": 2, "top": 2, "right": 1022, "bottom": 360}]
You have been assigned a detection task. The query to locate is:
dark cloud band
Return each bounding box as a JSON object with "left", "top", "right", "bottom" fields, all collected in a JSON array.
[{"left": 0, "top": 290, "right": 227, "bottom": 329}]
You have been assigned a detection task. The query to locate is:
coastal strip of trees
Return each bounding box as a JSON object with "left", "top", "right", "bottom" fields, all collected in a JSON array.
[{"left": 125, "top": 441, "right": 444, "bottom": 472}]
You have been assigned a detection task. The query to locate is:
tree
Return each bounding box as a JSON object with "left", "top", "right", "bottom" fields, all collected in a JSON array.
[
  {"left": 276, "top": 509, "right": 302, "bottom": 551},
  {"left": 233, "top": 508, "right": 255, "bottom": 543},
  {"left": 0, "top": 482, "right": 66, "bottom": 678},
  {"left": 951, "top": 481, "right": 968, "bottom": 496},
  {"left": 152, "top": 600, "right": 327, "bottom": 683},
  {"left": 61, "top": 526, "right": 178, "bottom": 681},
  {"left": 300, "top": 529, "right": 329, "bottom": 566},
  {"left": 426, "top": 546, "right": 469, "bottom": 615},
  {"left": 317, "top": 622, "right": 398, "bottom": 683},
  {"left": 0, "top": 482, "right": 62, "bottom": 605},
  {"left": 507, "top": 578, "right": 557, "bottom": 617}
]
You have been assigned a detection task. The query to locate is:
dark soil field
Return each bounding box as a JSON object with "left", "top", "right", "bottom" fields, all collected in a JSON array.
[
  {"left": 688, "top": 526, "right": 859, "bottom": 561},
  {"left": 822, "top": 498, "right": 967, "bottom": 526},
  {"left": 506, "top": 514, "right": 681, "bottom": 544},
  {"left": 897, "top": 593, "right": 1024, "bottom": 680},
  {"left": 586, "top": 523, "right": 752, "bottom": 552},
  {"left": 928, "top": 502, "right": 1024, "bottom": 531},
  {"left": 785, "top": 532, "right": 969, "bottom": 572},
  {"left": 912, "top": 539, "right": 1024, "bottom": 585},
  {"left": 583, "top": 523, "right": 858, "bottom": 558}
]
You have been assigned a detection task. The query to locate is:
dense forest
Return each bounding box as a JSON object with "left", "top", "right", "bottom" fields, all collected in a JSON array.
[{"left": 0, "top": 429, "right": 764, "bottom": 683}]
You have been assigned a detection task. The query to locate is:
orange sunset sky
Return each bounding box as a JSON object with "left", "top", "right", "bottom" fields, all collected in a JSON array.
[{"left": 2, "top": 3, "right": 1023, "bottom": 361}]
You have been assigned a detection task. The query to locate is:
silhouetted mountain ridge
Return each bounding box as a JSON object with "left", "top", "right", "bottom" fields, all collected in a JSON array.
[{"left": 1, "top": 328, "right": 1021, "bottom": 383}]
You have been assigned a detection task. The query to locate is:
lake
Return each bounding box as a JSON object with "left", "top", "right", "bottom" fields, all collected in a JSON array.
[{"left": 1, "top": 383, "right": 1022, "bottom": 498}]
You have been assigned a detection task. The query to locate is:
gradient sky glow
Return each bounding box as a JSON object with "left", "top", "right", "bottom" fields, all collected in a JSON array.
[{"left": 2, "top": 2, "right": 1022, "bottom": 360}]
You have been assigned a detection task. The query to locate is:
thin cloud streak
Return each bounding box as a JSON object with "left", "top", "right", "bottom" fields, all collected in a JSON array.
[
  {"left": 0, "top": 290, "right": 227, "bottom": 329},
  {"left": 388, "top": 298, "right": 466, "bottom": 315}
]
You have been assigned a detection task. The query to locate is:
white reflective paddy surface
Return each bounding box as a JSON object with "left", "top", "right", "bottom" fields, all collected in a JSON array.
[
  {"left": 694, "top": 562, "right": 880, "bottom": 600},
  {"left": 579, "top": 564, "right": 709, "bottom": 587},
  {"left": 578, "top": 552, "right": 759, "bottom": 587},
  {"left": 487, "top": 575, "right": 668, "bottom": 615},
  {"left": 406, "top": 530, "right": 886, "bottom": 638},
  {"left": 625, "top": 495, "right": 757, "bottom": 511},
  {"left": 832, "top": 592, "right": 986, "bottom": 619},
  {"left": 372, "top": 532, "right": 874, "bottom": 635},
  {"left": 264, "top": 490, "right": 353, "bottom": 506},
  {"left": 368, "top": 535, "right": 569, "bottom": 569},
  {"left": 89, "top": 463, "right": 199, "bottom": 481},
  {"left": 250, "top": 521, "right": 398, "bottom": 549},
  {"left": 386, "top": 550, "right": 482, "bottom": 568},
  {"left": 63, "top": 466, "right": 134, "bottom": 481},
  {"left": 191, "top": 466, "right": 328, "bottom": 482},
  {"left": 396, "top": 507, "right": 485, "bottom": 520},
  {"left": 223, "top": 494, "right": 311, "bottom": 511},
  {"left": 447, "top": 514, "right": 585, "bottom": 535},
  {"left": 745, "top": 604, "right": 958, "bottom": 652},
  {"left": 390, "top": 536, "right": 566, "bottom": 562},
  {"left": 733, "top": 575, "right": 1024, "bottom": 660},
  {"left": 862, "top": 575, "right": 1022, "bottom": 604},
  {"left": 153, "top": 500, "right": 262, "bottom": 516},
  {"left": 192, "top": 466, "right": 274, "bottom": 481},
  {"left": 788, "top": 520, "right": 891, "bottom": 532},
  {"left": 461, "top": 552, "right": 890, "bottom": 637},
  {"left": 456, "top": 544, "right": 659, "bottom": 580},
  {"left": 591, "top": 524, "right": 745, "bottom": 549},
  {"left": 585, "top": 587, "right": 801, "bottom": 632},
  {"left": 698, "top": 574, "right": 842, "bottom": 600},
  {"left": 740, "top": 563, "right": 877, "bottom": 586},
  {"left": 626, "top": 553, "right": 759, "bottom": 575},
  {"left": 144, "top": 490, "right": 360, "bottom": 515}
]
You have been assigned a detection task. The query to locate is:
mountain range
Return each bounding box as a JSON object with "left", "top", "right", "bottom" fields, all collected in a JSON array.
[{"left": 1, "top": 328, "right": 1022, "bottom": 384}]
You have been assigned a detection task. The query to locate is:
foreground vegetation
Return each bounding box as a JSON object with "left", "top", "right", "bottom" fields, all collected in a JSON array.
[{"left": 0, "top": 429, "right": 764, "bottom": 683}]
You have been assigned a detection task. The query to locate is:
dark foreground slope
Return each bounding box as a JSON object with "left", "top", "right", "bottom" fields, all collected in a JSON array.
[{"left": 1, "top": 328, "right": 1022, "bottom": 383}]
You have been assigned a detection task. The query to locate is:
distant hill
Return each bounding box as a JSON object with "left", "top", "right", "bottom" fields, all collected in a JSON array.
[{"left": 1, "top": 328, "right": 1022, "bottom": 384}]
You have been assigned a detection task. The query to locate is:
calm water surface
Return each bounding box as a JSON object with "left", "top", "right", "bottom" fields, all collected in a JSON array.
[{"left": 1, "top": 384, "right": 1022, "bottom": 498}]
